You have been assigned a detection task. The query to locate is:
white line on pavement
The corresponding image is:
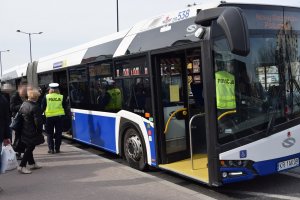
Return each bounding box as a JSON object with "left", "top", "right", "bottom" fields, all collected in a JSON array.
[
  {"left": 224, "top": 190, "right": 300, "bottom": 200},
  {"left": 281, "top": 171, "right": 300, "bottom": 179}
]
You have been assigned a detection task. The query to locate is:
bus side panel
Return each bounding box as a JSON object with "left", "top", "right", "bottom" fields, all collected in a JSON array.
[
  {"left": 219, "top": 124, "right": 300, "bottom": 184},
  {"left": 72, "top": 112, "right": 117, "bottom": 153}
]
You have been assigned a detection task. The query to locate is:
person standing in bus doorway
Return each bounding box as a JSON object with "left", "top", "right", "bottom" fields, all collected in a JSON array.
[
  {"left": 10, "top": 80, "right": 28, "bottom": 160},
  {"left": 41, "top": 83, "right": 67, "bottom": 154}
]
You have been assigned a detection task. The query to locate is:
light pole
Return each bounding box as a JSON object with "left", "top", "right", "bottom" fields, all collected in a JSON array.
[
  {"left": 0, "top": 50, "right": 10, "bottom": 78},
  {"left": 116, "top": 0, "right": 119, "bottom": 32},
  {"left": 17, "top": 30, "right": 43, "bottom": 63}
]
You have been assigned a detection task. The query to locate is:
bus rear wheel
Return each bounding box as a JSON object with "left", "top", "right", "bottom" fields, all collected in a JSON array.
[{"left": 123, "top": 128, "right": 147, "bottom": 171}]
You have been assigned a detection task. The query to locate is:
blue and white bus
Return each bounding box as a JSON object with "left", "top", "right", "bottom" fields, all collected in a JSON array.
[{"left": 2, "top": 0, "right": 300, "bottom": 186}]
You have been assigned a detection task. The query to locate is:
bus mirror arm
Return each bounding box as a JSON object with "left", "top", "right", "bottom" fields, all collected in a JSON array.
[
  {"left": 217, "top": 7, "right": 250, "bottom": 56},
  {"left": 195, "top": 7, "right": 250, "bottom": 56}
]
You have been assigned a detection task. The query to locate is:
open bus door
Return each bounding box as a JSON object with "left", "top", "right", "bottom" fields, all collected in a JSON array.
[
  {"left": 153, "top": 47, "right": 209, "bottom": 184},
  {"left": 53, "top": 70, "right": 72, "bottom": 137}
]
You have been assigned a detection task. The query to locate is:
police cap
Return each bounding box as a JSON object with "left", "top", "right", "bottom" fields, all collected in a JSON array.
[{"left": 49, "top": 83, "right": 59, "bottom": 89}]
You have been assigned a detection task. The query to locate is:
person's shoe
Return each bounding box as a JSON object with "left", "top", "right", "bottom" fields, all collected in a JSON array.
[
  {"left": 17, "top": 167, "right": 32, "bottom": 174},
  {"left": 48, "top": 150, "right": 54, "bottom": 154},
  {"left": 55, "top": 149, "right": 60, "bottom": 153},
  {"left": 28, "top": 163, "right": 42, "bottom": 170}
]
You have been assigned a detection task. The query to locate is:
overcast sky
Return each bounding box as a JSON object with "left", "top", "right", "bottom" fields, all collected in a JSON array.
[{"left": 0, "top": 0, "right": 201, "bottom": 71}]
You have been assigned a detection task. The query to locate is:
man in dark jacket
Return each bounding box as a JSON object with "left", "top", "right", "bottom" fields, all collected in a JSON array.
[
  {"left": 0, "top": 89, "right": 11, "bottom": 173},
  {"left": 10, "top": 80, "right": 27, "bottom": 159}
]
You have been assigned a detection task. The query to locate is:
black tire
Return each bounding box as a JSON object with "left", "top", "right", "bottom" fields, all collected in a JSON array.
[{"left": 123, "top": 128, "right": 147, "bottom": 171}]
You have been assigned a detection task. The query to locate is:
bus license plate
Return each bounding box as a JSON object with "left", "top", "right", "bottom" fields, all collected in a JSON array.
[{"left": 277, "top": 158, "right": 299, "bottom": 171}]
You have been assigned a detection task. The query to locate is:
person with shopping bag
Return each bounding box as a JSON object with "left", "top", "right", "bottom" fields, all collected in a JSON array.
[
  {"left": 0, "top": 86, "right": 11, "bottom": 173},
  {"left": 18, "top": 88, "right": 44, "bottom": 174}
]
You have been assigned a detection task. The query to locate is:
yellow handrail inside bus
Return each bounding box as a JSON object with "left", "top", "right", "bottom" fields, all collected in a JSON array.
[
  {"left": 164, "top": 108, "right": 187, "bottom": 134},
  {"left": 217, "top": 110, "right": 236, "bottom": 121}
]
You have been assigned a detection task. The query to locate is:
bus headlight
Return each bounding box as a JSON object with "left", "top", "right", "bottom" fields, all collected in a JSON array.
[
  {"left": 222, "top": 172, "right": 228, "bottom": 178},
  {"left": 220, "top": 160, "right": 252, "bottom": 168}
]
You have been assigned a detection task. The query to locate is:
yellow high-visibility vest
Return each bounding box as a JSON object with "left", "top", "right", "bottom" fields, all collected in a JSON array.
[
  {"left": 105, "top": 88, "right": 122, "bottom": 110},
  {"left": 215, "top": 71, "right": 236, "bottom": 109},
  {"left": 45, "top": 93, "right": 65, "bottom": 117}
]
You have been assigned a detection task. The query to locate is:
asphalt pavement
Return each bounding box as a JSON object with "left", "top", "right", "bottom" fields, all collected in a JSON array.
[{"left": 0, "top": 141, "right": 215, "bottom": 200}]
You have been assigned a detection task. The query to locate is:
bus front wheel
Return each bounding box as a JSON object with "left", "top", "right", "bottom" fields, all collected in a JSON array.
[{"left": 123, "top": 128, "right": 147, "bottom": 171}]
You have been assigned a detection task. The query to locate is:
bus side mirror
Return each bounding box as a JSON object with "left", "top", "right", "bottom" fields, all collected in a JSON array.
[
  {"left": 217, "top": 7, "right": 250, "bottom": 56},
  {"left": 195, "top": 7, "right": 250, "bottom": 56}
]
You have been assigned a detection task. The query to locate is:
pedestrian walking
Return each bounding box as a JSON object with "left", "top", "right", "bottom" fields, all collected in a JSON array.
[
  {"left": 10, "top": 80, "right": 27, "bottom": 159},
  {"left": 0, "top": 87, "right": 11, "bottom": 173},
  {"left": 1, "top": 82, "right": 14, "bottom": 141},
  {"left": 42, "top": 83, "right": 67, "bottom": 154},
  {"left": 18, "top": 88, "right": 43, "bottom": 174}
]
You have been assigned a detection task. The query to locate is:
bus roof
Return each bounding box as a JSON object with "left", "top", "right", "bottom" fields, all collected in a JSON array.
[{"left": 2, "top": 0, "right": 300, "bottom": 80}]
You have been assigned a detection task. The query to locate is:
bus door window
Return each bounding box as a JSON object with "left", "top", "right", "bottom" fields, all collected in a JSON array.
[
  {"left": 186, "top": 48, "right": 206, "bottom": 152},
  {"left": 159, "top": 55, "right": 187, "bottom": 155},
  {"left": 160, "top": 57, "right": 183, "bottom": 107},
  {"left": 68, "top": 67, "right": 89, "bottom": 109},
  {"left": 186, "top": 48, "right": 204, "bottom": 113}
]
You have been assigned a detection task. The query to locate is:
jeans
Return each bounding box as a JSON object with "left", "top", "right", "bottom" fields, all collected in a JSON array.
[{"left": 19, "top": 144, "right": 35, "bottom": 167}]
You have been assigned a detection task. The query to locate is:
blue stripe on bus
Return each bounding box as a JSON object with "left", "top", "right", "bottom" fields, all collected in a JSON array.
[
  {"left": 144, "top": 122, "right": 157, "bottom": 166},
  {"left": 221, "top": 153, "right": 300, "bottom": 184},
  {"left": 72, "top": 112, "right": 116, "bottom": 153},
  {"left": 252, "top": 152, "right": 300, "bottom": 176}
]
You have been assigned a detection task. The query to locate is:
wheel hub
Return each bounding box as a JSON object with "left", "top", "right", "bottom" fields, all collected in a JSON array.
[{"left": 126, "top": 135, "right": 142, "bottom": 161}]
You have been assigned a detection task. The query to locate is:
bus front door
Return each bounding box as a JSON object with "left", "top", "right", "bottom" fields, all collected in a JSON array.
[{"left": 154, "top": 48, "right": 208, "bottom": 183}]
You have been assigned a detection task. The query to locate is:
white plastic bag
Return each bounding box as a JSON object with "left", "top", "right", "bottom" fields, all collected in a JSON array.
[{"left": 1, "top": 145, "right": 18, "bottom": 173}]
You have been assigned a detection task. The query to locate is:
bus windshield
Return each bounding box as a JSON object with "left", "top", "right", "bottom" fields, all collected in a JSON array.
[{"left": 213, "top": 5, "right": 300, "bottom": 144}]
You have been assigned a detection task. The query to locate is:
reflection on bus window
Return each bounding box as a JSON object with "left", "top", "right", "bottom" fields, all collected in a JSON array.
[
  {"left": 212, "top": 8, "right": 300, "bottom": 144},
  {"left": 160, "top": 58, "right": 183, "bottom": 106},
  {"left": 114, "top": 56, "right": 152, "bottom": 116},
  {"left": 88, "top": 62, "right": 113, "bottom": 111},
  {"left": 69, "top": 67, "right": 89, "bottom": 109}
]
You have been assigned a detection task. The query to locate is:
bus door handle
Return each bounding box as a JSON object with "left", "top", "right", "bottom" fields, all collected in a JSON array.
[
  {"left": 189, "top": 113, "right": 205, "bottom": 170},
  {"left": 164, "top": 108, "right": 188, "bottom": 134}
]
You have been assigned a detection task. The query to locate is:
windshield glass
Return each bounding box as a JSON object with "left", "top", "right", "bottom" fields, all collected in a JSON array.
[{"left": 213, "top": 5, "right": 300, "bottom": 144}]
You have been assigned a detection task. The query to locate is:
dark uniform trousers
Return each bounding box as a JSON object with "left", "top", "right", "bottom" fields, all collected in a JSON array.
[{"left": 46, "top": 116, "right": 63, "bottom": 151}]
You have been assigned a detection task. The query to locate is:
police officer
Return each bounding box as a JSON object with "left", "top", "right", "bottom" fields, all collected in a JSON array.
[
  {"left": 215, "top": 61, "right": 236, "bottom": 112},
  {"left": 41, "top": 83, "right": 67, "bottom": 154},
  {"left": 101, "top": 80, "right": 122, "bottom": 111}
]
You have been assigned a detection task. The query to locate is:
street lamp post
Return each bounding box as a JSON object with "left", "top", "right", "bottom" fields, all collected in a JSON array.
[
  {"left": 0, "top": 50, "right": 10, "bottom": 78},
  {"left": 17, "top": 30, "right": 43, "bottom": 63},
  {"left": 116, "top": 0, "right": 119, "bottom": 32}
]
